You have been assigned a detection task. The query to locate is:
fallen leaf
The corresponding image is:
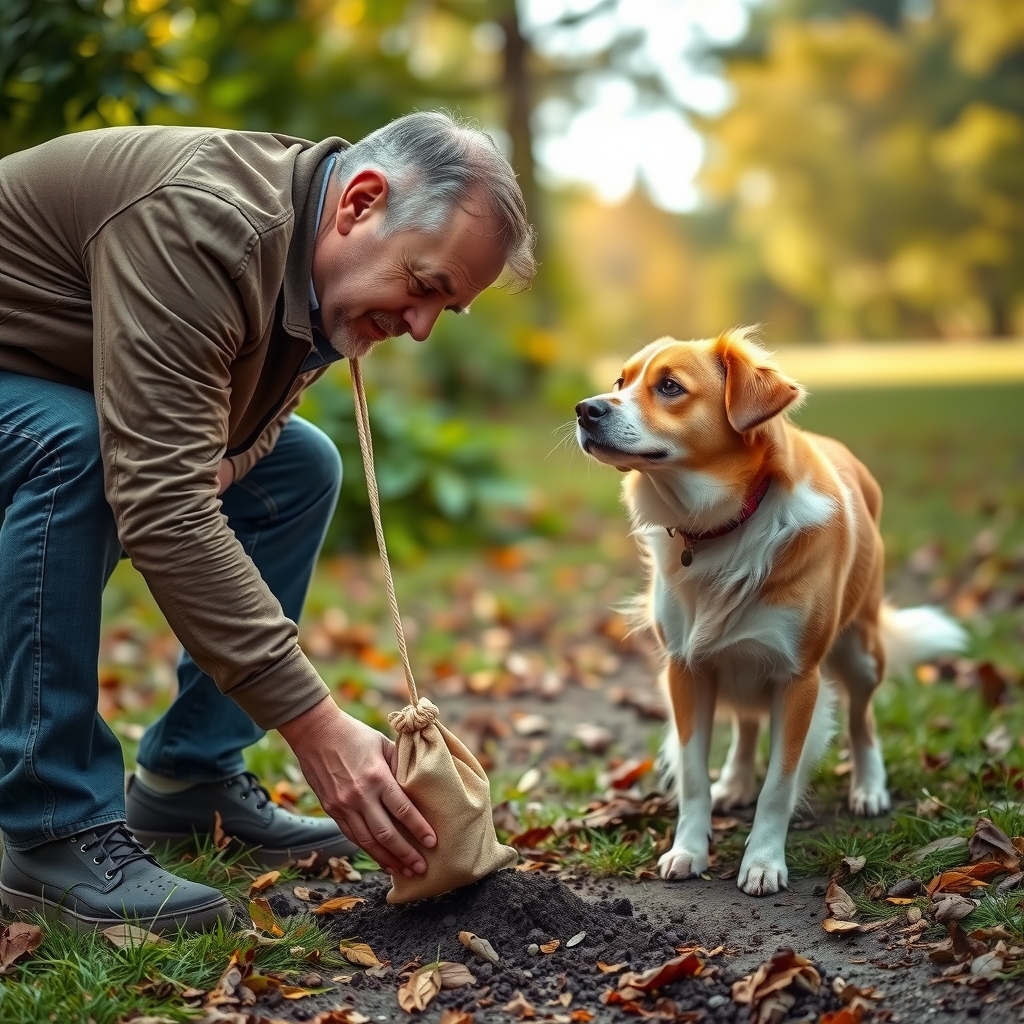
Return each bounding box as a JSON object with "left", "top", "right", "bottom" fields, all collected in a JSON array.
[
  {"left": 910, "top": 836, "right": 968, "bottom": 862},
  {"left": 927, "top": 870, "right": 990, "bottom": 896},
  {"left": 0, "top": 923, "right": 44, "bottom": 975},
  {"left": 841, "top": 855, "right": 867, "bottom": 876},
  {"left": 206, "top": 949, "right": 255, "bottom": 1006},
  {"left": 571, "top": 723, "right": 614, "bottom": 753},
  {"left": 825, "top": 882, "right": 858, "bottom": 921},
  {"left": 248, "top": 897, "right": 285, "bottom": 937},
  {"left": 339, "top": 941, "right": 384, "bottom": 968},
  {"left": 970, "top": 951, "right": 1004, "bottom": 978},
  {"left": 540, "top": 940, "right": 560, "bottom": 954},
  {"left": 605, "top": 757, "right": 654, "bottom": 791},
  {"left": 101, "top": 924, "right": 167, "bottom": 949},
  {"left": 819, "top": 1009, "right": 863, "bottom": 1024},
  {"left": 312, "top": 1011, "right": 372, "bottom": 1024},
  {"left": 597, "top": 961, "right": 628, "bottom": 973},
  {"left": 885, "top": 897, "right": 916, "bottom": 905},
  {"left": 509, "top": 826, "right": 555, "bottom": 849},
  {"left": 249, "top": 870, "right": 281, "bottom": 894},
  {"left": 982, "top": 724, "right": 1014, "bottom": 757},
  {"left": 512, "top": 712, "right": 550, "bottom": 736},
  {"left": 618, "top": 952, "right": 702, "bottom": 992},
  {"left": 329, "top": 856, "right": 362, "bottom": 882},
  {"left": 313, "top": 896, "right": 365, "bottom": 914},
  {"left": 822, "top": 919, "right": 861, "bottom": 935},
  {"left": 398, "top": 964, "right": 441, "bottom": 1013},
  {"left": 437, "top": 962, "right": 476, "bottom": 989},
  {"left": 502, "top": 991, "right": 537, "bottom": 1019},
  {"left": 969, "top": 817, "right": 1020, "bottom": 871},
  {"left": 294, "top": 886, "right": 313, "bottom": 901},
  {"left": 932, "top": 893, "right": 978, "bottom": 924},
  {"left": 569, "top": 1011, "right": 594, "bottom": 1022},
  {"left": 731, "top": 949, "right": 821, "bottom": 1011},
  {"left": 515, "top": 767, "right": 542, "bottom": 793},
  {"left": 212, "top": 810, "right": 232, "bottom": 851},
  {"left": 547, "top": 992, "right": 573, "bottom": 1007},
  {"left": 439, "top": 1011, "right": 474, "bottom": 1024},
  {"left": 459, "top": 931, "right": 499, "bottom": 964}
]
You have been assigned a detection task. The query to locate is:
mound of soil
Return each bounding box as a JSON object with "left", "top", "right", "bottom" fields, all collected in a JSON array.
[{"left": 268, "top": 870, "right": 844, "bottom": 1022}]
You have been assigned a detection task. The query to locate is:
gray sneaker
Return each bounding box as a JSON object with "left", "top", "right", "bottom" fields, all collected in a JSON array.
[
  {"left": 0, "top": 823, "right": 231, "bottom": 934},
  {"left": 126, "top": 771, "right": 358, "bottom": 866}
]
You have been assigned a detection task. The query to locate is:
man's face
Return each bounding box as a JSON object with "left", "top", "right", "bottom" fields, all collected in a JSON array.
[{"left": 311, "top": 170, "right": 507, "bottom": 358}]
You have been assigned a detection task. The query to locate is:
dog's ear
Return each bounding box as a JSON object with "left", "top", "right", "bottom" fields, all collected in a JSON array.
[{"left": 718, "top": 336, "right": 805, "bottom": 434}]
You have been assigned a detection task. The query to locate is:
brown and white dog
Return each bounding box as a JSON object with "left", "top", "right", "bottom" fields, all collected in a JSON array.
[{"left": 575, "top": 328, "right": 966, "bottom": 896}]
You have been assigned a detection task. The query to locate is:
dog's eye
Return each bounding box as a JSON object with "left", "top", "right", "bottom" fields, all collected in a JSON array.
[
  {"left": 613, "top": 377, "right": 624, "bottom": 390},
  {"left": 656, "top": 378, "right": 685, "bottom": 397}
]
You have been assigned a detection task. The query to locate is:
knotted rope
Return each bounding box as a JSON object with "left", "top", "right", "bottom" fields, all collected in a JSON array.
[{"left": 348, "top": 357, "right": 421, "bottom": 711}]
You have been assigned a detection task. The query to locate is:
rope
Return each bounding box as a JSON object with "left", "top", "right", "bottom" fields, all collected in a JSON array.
[{"left": 349, "top": 357, "right": 419, "bottom": 705}]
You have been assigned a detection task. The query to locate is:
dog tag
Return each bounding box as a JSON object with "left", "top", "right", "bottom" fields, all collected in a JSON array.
[{"left": 680, "top": 547, "right": 693, "bottom": 567}]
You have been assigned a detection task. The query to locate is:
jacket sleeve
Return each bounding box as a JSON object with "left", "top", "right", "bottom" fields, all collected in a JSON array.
[{"left": 87, "top": 186, "right": 330, "bottom": 730}]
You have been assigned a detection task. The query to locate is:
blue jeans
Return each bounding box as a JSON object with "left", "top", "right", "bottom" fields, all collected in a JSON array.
[{"left": 0, "top": 370, "right": 341, "bottom": 851}]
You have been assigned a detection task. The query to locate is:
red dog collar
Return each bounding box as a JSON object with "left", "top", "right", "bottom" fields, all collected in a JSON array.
[{"left": 667, "top": 475, "right": 772, "bottom": 566}]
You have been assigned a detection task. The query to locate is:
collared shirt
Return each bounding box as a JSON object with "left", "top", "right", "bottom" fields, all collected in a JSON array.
[{"left": 302, "top": 152, "right": 343, "bottom": 374}]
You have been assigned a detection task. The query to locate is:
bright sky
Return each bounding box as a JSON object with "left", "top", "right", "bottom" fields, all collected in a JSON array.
[{"left": 520, "top": 0, "right": 753, "bottom": 212}]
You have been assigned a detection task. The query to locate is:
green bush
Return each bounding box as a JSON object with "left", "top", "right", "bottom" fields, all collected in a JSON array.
[{"left": 298, "top": 365, "right": 533, "bottom": 560}]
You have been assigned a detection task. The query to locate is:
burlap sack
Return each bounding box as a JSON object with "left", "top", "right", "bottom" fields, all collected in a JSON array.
[{"left": 386, "top": 697, "right": 518, "bottom": 904}]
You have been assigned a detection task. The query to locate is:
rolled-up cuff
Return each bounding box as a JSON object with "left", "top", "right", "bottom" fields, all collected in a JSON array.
[{"left": 225, "top": 645, "right": 330, "bottom": 731}]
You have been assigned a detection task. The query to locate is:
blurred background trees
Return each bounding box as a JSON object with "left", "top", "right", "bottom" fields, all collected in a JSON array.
[{"left": 3, "top": 0, "right": 1023, "bottom": 550}]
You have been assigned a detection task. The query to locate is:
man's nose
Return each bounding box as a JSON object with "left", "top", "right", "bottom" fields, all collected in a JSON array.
[
  {"left": 575, "top": 398, "right": 614, "bottom": 426},
  {"left": 406, "top": 304, "right": 442, "bottom": 342}
]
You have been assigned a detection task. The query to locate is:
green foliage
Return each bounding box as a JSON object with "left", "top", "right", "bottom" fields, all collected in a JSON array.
[{"left": 298, "top": 364, "right": 532, "bottom": 558}]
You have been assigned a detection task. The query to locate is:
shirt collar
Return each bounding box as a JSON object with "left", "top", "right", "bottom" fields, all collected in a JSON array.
[{"left": 309, "top": 152, "right": 339, "bottom": 313}]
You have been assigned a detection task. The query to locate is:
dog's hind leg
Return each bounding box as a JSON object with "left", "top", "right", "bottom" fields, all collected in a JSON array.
[
  {"left": 711, "top": 714, "right": 761, "bottom": 811},
  {"left": 829, "top": 621, "right": 890, "bottom": 816},
  {"left": 658, "top": 659, "right": 716, "bottom": 881}
]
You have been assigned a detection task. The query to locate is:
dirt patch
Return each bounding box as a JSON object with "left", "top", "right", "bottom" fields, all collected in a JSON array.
[{"left": 259, "top": 870, "right": 848, "bottom": 1023}]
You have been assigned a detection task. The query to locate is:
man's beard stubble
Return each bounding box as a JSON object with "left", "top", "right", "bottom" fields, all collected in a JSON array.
[{"left": 329, "top": 311, "right": 406, "bottom": 359}]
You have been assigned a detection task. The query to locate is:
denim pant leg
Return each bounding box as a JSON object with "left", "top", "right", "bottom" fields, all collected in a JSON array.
[
  {"left": 0, "top": 371, "right": 126, "bottom": 851},
  {"left": 136, "top": 415, "right": 342, "bottom": 781}
]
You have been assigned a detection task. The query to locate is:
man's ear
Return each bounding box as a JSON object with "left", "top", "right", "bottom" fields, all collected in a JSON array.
[
  {"left": 721, "top": 347, "right": 805, "bottom": 434},
  {"left": 336, "top": 169, "right": 388, "bottom": 235}
]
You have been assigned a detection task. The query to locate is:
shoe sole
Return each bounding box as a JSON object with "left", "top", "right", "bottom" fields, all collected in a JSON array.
[
  {"left": 131, "top": 828, "right": 360, "bottom": 867},
  {"left": 0, "top": 881, "right": 233, "bottom": 935}
]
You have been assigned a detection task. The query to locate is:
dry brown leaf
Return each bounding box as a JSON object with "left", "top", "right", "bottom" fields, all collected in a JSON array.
[
  {"left": 206, "top": 949, "right": 255, "bottom": 1007},
  {"left": 502, "top": 991, "right": 537, "bottom": 1019},
  {"left": 825, "top": 882, "right": 858, "bottom": 920},
  {"left": 822, "top": 919, "right": 861, "bottom": 935},
  {"left": 932, "top": 893, "right": 978, "bottom": 924},
  {"left": 509, "top": 826, "right": 555, "bottom": 849},
  {"left": 885, "top": 897, "right": 916, "bottom": 905},
  {"left": 927, "top": 870, "right": 990, "bottom": 895},
  {"left": 597, "top": 961, "right": 627, "bottom": 973},
  {"left": 312, "top": 1011, "right": 372, "bottom": 1024},
  {"left": 819, "top": 1009, "right": 864, "bottom": 1024},
  {"left": 339, "top": 941, "right": 384, "bottom": 968},
  {"left": 329, "top": 856, "right": 362, "bottom": 882},
  {"left": 212, "top": 810, "right": 232, "bottom": 851},
  {"left": 459, "top": 931, "right": 499, "bottom": 964},
  {"left": 438, "top": 1011, "right": 474, "bottom": 1024},
  {"left": 547, "top": 992, "right": 573, "bottom": 1007},
  {"left": 398, "top": 965, "right": 441, "bottom": 1013},
  {"left": 249, "top": 870, "right": 281, "bottom": 894},
  {"left": 618, "top": 952, "right": 703, "bottom": 992},
  {"left": 540, "top": 940, "right": 560, "bottom": 954},
  {"left": 437, "top": 962, "right": 476, "bottom": 989},
  {"left": 0, "top": 923, "right": 44, "bottom": 975},
  {"left": 841, "top": 855, "right": 866, "bottom": 876},
  {"left": 101, "top": 924, "right": 166, "bottom": 949},
  {"left": 248, "top": 897, "right": 284, "bottom": 937},
  {"left": 569, "top": 1011, "right": 594, "bottom": 1022},
  {"left": 969, "top": 817, "right": 1021, "bottom": 871},
  {"left": 313, "top": 896, "right": 365, "bottom": 915},
  {"left": 731, "top": 949, "right": 821, "bottom": 1009},
  {"left": 605, "top": 757, "right": 655, "bottom": 791}
]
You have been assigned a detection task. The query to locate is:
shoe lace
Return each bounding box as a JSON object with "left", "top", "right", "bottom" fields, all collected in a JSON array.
[
  {"left": 79, "top": 823, "right": 156, "bottom": 874},
  {"left": 228, "top": 771, "right": 272, "bottom": 812}
]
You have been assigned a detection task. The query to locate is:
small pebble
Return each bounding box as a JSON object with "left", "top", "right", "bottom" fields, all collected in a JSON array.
[
  {"left": 442, "top": 914, "right": 457, "bottom": 928},
  {"left": 527, "top": 943, "right": 539, "bottom": 955},
  {"left": 707, "top": 994, "right": 728, "bottom": 1009}
]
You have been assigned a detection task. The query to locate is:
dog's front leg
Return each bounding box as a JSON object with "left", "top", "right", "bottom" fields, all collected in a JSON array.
[
  {"left": 658, "top": 659, "right": 716, "bottom": 880},
  {"left": 739, "top": 668, "right": 822, "bottom": 896}
]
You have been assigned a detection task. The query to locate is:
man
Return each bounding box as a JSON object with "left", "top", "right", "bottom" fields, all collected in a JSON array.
[{"left": 0, "top": 112, "right": 535, "bottom": 932}]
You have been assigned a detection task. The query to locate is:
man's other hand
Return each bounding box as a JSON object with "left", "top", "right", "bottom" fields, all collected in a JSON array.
[
  {"left": 277, "top": 696, "right": 436, "bottom": 877},
  {"left": 217, "top": 458, "right": 235, "bottom": 495}
]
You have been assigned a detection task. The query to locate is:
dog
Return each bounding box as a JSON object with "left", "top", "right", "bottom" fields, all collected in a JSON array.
[{"left": 575, "top": 328, "right": 966, "bottom": 896}]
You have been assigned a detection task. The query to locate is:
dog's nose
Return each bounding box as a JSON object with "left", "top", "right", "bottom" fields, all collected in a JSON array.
[{"left": 575, "top": 398, "right": 613, "bottom": 425}]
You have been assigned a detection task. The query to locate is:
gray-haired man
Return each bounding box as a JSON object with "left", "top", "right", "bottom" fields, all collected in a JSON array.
[{"left": 0, "top": 112, "right": 534, "bottom": 931}]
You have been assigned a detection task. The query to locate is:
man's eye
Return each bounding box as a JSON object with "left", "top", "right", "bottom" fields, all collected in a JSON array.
[
  {"left": 412, "top": 278, "right": 434, "bottom": 295},
  {"left": 656, "top": 378, "right": 685, "bottom": 397}
]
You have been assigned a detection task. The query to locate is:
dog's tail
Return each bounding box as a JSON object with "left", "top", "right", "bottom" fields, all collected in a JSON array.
[{"left": 879, "top": 604, "right": 968, "bottom": 679}]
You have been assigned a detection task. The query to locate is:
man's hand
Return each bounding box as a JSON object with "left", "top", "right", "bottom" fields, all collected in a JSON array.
[
  {"left": 217, "top": 458, "right": 235, "bottom": 495},
  {"left": 278, "top": 695, "right": 436, "bottom": 877}
]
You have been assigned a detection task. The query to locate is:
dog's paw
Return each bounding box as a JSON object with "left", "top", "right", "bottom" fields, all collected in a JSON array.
[
  {"left": 658, "top": 846, "right": 709, "bottom": 881},
  {"left": 710, "top": 775, "right": 759, "bottom": 811},
  {"left": 737, "top": 851, "right": 788, "bottom": 896},
  {"left": 848, "top": 783, "right": 891, "bottom": 817}
]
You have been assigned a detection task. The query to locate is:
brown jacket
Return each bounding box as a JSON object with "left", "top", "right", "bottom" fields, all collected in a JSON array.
[{"left": 0, "top": 126, "right": 349, "bottom": 729}]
